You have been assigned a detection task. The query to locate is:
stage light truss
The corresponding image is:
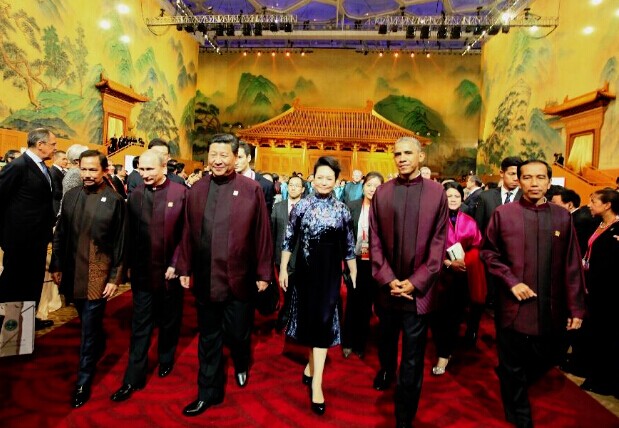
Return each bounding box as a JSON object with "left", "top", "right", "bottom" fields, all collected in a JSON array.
[{"left": 146, "top": 14, "right": 298, "bottom": 26}]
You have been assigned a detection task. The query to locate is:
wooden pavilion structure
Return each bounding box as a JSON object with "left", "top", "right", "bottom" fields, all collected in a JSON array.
[{"left": 237, "top": 100, "right": 430, "bottom": 179}]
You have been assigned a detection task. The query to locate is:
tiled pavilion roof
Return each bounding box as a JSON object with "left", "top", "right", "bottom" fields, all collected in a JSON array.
[{"left": 237, "top": 100, "right": 430, "bottom": 149}]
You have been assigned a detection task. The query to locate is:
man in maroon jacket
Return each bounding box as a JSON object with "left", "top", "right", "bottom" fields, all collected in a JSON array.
[
  {"left": 481, "top": 160, "right": 585, "bottom": 428},
  {"left": 369, "top": 137, "right": 448, "bottom": 428},
  {"left": 178, "top": 133, "right": 273, "bottom": 417},
  {"left": 110, "top": 149, "right": 187, "bottom": 402}
]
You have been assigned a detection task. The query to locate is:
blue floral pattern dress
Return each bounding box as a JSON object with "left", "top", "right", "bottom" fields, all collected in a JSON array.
[{"left": 282, "top": 193, "right": 355, "bottom": 348}]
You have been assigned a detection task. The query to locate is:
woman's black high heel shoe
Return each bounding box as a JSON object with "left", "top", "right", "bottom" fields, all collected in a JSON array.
[
  {"left": 302, "top": 373, "right": 312, "bottom": 386},
  {"left": 309, "top": 386, "right": 325, "bottom": 415}
]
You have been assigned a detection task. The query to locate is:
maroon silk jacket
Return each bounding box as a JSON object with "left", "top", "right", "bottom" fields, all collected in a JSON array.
[
  {"left": 177, "top": 172, "right": 273, "bottom": 301},
  {"left": 369, "top": 177, "right": 448, "bottom": 314},
  {"left": 481, "top": 199, "right": 586, "bottom": 332},
  {"left": 127, "top": 179, "right": 187, "bottom": 291}
]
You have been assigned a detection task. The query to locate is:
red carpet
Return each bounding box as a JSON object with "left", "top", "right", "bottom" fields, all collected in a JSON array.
[{"left": 1, "top": 291, "right": 617, "bottom": 428}]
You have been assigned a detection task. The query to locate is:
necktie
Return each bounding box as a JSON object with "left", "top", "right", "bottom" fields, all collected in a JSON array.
[
  {"left": 504, "top": 191, "right": 512, "bottom": 204},
  {"left": 40, "top": 162, "right": 51, "bottom": 185}
]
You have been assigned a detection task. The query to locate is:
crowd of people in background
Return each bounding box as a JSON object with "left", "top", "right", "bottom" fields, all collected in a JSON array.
[{"left": 1, "top": 129, "right": 619, "bottom": 428}]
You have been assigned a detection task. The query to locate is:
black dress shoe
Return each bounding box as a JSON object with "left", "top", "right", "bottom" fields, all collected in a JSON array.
[
  {"left": 302, "top": 373, "right": 312, "bottom": 386},
  {"left": 110, "top": 383, "right": 144, "bottom": 402},
  {"left": 35, "top": 318, "right": 54, "bottom": 331},
  {"left": 158, "top": 364, "right": 174, "bottom": 378},
  {"left": 235, "top": 371, "right": 248, "bottom": 387},
  {"left": 396, "top": 421, "right": 412, "bottom": 428},
  {"left": 463, "top": 329, "right": 478, "bottom": 347},
  {"left": 71, "top": 385, "right": 91, "bottom": 408},
  {"left": 182, "top": 398, "right": 223, "bottom": 417},
  {"left": 373, "top": 369, "right": 394, "bottom": 391}
]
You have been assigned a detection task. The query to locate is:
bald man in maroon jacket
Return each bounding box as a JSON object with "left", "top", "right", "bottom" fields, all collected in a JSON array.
[
  {"left": 370, "top": 137, "right": 448, "bottom": 428},
  {"left": 177, "top": 133, "right": 273, "bottom": 417},
  {"left": 481, "top": 160, "right": 585, "bottom": 428}
]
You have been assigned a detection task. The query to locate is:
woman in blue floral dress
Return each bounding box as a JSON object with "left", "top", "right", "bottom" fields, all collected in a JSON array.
[{"left": 279, "top": 156, "right": 357, "bottom": 416}]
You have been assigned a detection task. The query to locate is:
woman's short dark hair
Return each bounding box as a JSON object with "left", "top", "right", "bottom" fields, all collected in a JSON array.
[
  {"left": 208, "top": 133, "right": 239, "bottom": 155},
  {"left": 79, "top": 150, "right": 108, "bottom": 170},
  {"left": 591, "top": 187, "right": 619, "bottom": 214},
  {"left": 313, "top": 156, "right": 341, "bottom": 179},
  {"left": 443, "top": 181, "right": 464, "bottom": 199},
  {"left": 363, "top": 171, "right": 384, "bottom": 185}
]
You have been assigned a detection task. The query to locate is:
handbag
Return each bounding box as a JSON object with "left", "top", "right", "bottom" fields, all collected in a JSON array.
[{"left": 255, "top": 281, "right": 281, "bottom": 316}]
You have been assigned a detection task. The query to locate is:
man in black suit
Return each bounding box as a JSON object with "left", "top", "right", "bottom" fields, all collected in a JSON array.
[
  {"left": 50, "top": 150, "right": 68, "bottom": 216},
  {"left": 551, "top": 187, "right": 597, "bottom": 377},
  {"left": 471, "top": 156, "right": 522, "bottom": 345},
  {"left": 461, "top": 174, "right": 483, "bottom": 218},
  {"left": 474, "top": 156, "right": 523, "bottom": 235},
  {"left": 270, "top": 175, "right": 304, "bottom": 330},
  {"left": 0, "top": 128, "right": 58, "bottom": 330},
  {"left": 126, "top": 156, "right": 143, "bottom": 198},
  {"left": 235, "top": 141, "right": 275, "bottom": 216}
]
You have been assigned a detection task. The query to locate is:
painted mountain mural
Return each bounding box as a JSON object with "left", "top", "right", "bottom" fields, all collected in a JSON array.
[
  {"left": 226, "top": 73, "right": 284, "bottom": 125},
  {"left": 374, "top": 95, "right": 446, "bottom": 138},
  {"left": 181, "top": 90, "right": 222, "bottom": 160},
  {"left": 600, "top": 57, "right": 619, "bottom": 167}
]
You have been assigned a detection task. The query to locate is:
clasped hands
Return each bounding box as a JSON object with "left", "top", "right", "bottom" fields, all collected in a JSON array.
[{"left": 389, "top": 279, "right": 415, "bottom": 300}]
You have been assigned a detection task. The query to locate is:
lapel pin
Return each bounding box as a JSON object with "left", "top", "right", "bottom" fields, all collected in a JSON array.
[
  {"left": 233, "top": 190, "right": 239, "bottom": 196},
  {"left": 554, "top": 231, "right": 560, "bottom": 237},
  {"left": 168, "top": 201, "right": 174, "bottom": 207},
  {"left": 101, "top": 197, "right": 107, "bottom": 202}
]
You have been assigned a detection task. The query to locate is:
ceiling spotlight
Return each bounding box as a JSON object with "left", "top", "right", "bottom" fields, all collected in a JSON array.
[
  {"left": 437, "top": 25, "right": 447, "bottom": 39},
  {"left": 215, "top": 24, "right": 224, "bottom": 37},
  {"left": 254, "top": 23, "right": 263, "bottom": 36},
  {"left": 197, "top": 23, "right": 207, "bottom": 33},
  {"left": 378, "top": 24, "right": 387, "bottom": 35},
  {"left": 487, "top": 25, "right": 500, "bottom": 35},
  {"left": 301, "top": 50, "right": 305, "bottom": 56},
  {"left": 391, "top": 25, "right": 398, "bottom": 32},
  {"left": 420, "top": 25, "right": 430, "bottom": 39},
  {"left": 176, "top": 24, "right": 182, "bottom": 31},
  {"left": 271, "top": 51, "right": 276, "bottom": 57},
  {"left": 99, "top": 19, "right": 111, "bottom": 30},
  {"left": 226, "top": 23, "right": 235, "bottom": 36},
  {"left": 410, "top": 52, "right": 415, "bottom": 58},
  {"left": 426, "top": 52, "right": 431, "bottom": 58},
  {"left": 582, "top": 26, "right": 595, "bottom": 35},
  {"left": 120, "top": 35, "right": 130, "bottom": 44},
  {"left": 473, "top": 25, "right": 487, "bottom": 36},
  {"left": 450, "top": 26, "right": 461, "bottom": 39},
  {"left": 378, "top": 51, "right": 383, "bottom": 57},
  {"left": 116, "top": 4, "right": 130, "bottom": 14},
  {"left": 243, "top": 50, "right": 248, "bottom": 56},
  {"left": 185, "top": 24, "right": 194, "bottom": 33},
  {"left": 242, "top": 23, "right": 252, "bottom": 36},
  {"left": 285, "top": 51, "right": 291, "bottom": 57},
  {"left": 269, "top": 23, "right": 278, "bottom": 32},
  {"left": 406, "top": 25, "right": 415, "bottom": 39},
  {"left": 257, "top": 51, "right": 262, "bottom": 56},
  {"left": 394, "top": 52, "right": 399, "bottom": 58},
  {"left": 284, "top": 23, "right": 293, "bottom": 33}
]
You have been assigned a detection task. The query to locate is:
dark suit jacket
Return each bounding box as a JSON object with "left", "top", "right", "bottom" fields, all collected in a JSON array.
[
  {"left": 255, "top": 171, "right": 275, "bottom": 217},
  {"left": 177, "top": 173, "right": 273, "bottom": 301},
  {"left": 571, "top": 206, "right": 597, "bottom": 255},
  {"left": 110, "top": 175, "right": 127, "bottom": 199},
  {"left": 481, "top": 199, "right": 586, "bottom": 332},
  {"left": 50, "top": 165, "right": 64, "bottom": 216},
  {"left": 0, "top": 153, "right": 55, "bottom": 251},
  {"left": 271, "top": 199, "right": 301, "bottom": 271},
  {"left": 474, "top": 187, "right": 522, "bottom": 235},
  {"left": 347, "top": 199, "right": 363, "bottom": 241},
  {"left": 461, "top": 187, "right": 482, "bottom": 218},
  {"left": 369, "top": 178, "right": 448, "bottom": 314},
  {"left": 126, "top": 170, "right": 143, "bottom": 197}
]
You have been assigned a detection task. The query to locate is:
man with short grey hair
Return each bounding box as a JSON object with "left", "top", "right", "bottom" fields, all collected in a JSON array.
[
  {"left": 342, "top": 169, "right": 364, "bottom": 203},
  {"left": 0, "top": 128, "right": 58, "bottom": 330},
  {"left": 63, "top": 144, "right": 89, "bottom": 197}
]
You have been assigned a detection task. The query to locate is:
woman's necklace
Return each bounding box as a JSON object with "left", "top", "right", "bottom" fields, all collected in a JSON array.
[{"left": 598, "top": 215, "right": 619, "bottom": 229}]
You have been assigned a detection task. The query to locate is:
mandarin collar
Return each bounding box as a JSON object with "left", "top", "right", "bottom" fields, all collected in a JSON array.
[
  {"left": 518, "top": 197, "right": 549, "bottom": 210},
  {"left": 147, "top": 177, "right": 170, "bottom": 192},
  {"left": 211, "top": 171, "right": 236, "bottom": 185},
  {"left": 395, "top": 173, "right": 423, "bottom": 186}
]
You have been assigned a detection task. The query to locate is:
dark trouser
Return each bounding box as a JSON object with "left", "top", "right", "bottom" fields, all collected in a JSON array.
[
  {"left": 196, "top": 299, "right": 254, "bottom": 401},
  {"left": 431, "top": 281, "right": 467, "bottom": 359},
  {"left": 496, "top": 327, "right": 564, "bottom": 428},
  {"left": 376, "top": 306, "right": 429, "bottom": 424},
  {"left": 123, "top": 284, "right": 184, "bottom": 385},
  {"left": 74, "top": 298, "right": 108, "bottom": 387},
  {"left": 342, "top": 259, "right": 375, "bottom": 353},
  {"left": 0, "top": 242, "right": 48, "bottom": 307}
]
